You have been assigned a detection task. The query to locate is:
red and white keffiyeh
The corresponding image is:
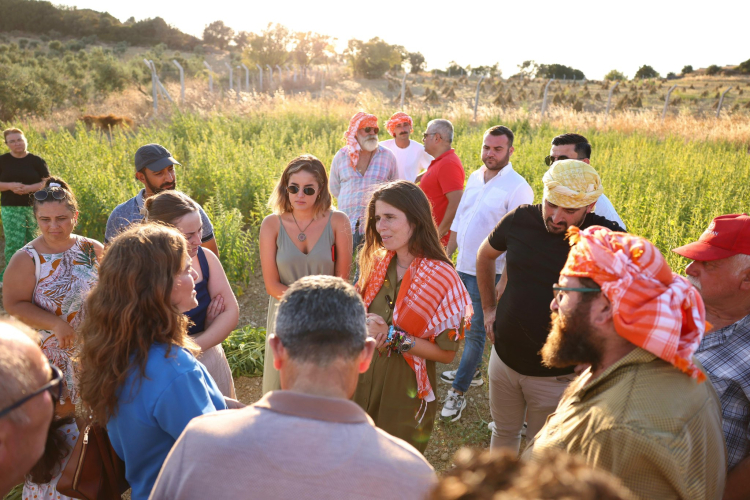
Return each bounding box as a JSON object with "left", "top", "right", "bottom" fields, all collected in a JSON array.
[
  {"left": 344, "top": 111, "right": 378, "bottom": 169},
  {"left": 386, "top": 112, "right": 413, "bottom": 137}
]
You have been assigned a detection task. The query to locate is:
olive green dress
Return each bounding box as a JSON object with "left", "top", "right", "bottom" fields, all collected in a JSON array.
[
  {"left": 352, "top": 259, "right": 460, "bottom": 453},
  {"left": 262, "top": 213, "right": 335, "bottom": 394}
]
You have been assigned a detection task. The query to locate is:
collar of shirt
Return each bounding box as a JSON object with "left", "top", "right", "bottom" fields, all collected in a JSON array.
[
  {"left": 428, "top": 148, "right": 456, "bottom": 166},
  {"left": 698, "top": 313, "right": 750, "bottom": 351},
  {"left": 477, "top": 162, "right": 515, "bottom": 184},
  {"left": 570, "top": 348, "right": 657, "bottom": 403},
  {"left": 135, "top": 188, "right": 146, "bottom": 209},
  {"left": 254, "top": 390, "right": 372, "bottom": 424}
]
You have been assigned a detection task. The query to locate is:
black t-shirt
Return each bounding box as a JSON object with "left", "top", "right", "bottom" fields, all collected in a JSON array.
[
  {"left": 487, "top": 204, "right": 625, "bottom": 377},
  {"left": 0, "top": 153, "right": 50, "bottom": 206}
]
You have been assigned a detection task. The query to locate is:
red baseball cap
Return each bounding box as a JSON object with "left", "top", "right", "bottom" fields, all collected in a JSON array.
[{"left": 673, "top": 214, "right": 750, "bottom": 261}]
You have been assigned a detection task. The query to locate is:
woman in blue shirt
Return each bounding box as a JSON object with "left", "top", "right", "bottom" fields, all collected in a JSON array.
[{"left": 78, "top": 223, "right": 227, "bottom": 500}]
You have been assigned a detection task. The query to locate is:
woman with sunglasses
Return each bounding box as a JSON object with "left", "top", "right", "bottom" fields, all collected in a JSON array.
[
  {"left": 3, "top": 177, "right": 102, "bottom": 500},
  {"left": 79, "top": 224, "right": 227, "bottom": 500},
  {"left": 259, "top": 155, "right": 352, "bottom": 394},
  {"left": 353, "top": 181, "right": 472, "bottom": 453},
  {"left": 143, "top": 190, "right": 239, "bottom": 398}
]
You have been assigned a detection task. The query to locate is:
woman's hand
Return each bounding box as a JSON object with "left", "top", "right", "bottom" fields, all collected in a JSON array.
[
  {"left": 52, "top": 320, "right": 76, "bottom": 349},
  {"left": 366, "top": 313, "right": 388, "bottom": 349},
  {"left": 205, "top": 294, "right": 225, "bottom": 328},
  {"left": 11, "top": 183, "right": 28, "bottom": 195}
]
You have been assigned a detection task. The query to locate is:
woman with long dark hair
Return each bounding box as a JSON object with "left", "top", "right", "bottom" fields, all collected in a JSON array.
[
  {"left": 353, "top": 180, "right": 472, "bottom": 452},
  {"left": 78, "top": 224, "right": 227, "bottom": 500},
  {"left": 259, "top": 154, "right": 352, "bottom": 394}
]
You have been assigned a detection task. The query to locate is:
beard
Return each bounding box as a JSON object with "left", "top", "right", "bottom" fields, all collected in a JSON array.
[
  {"left": 483, "top": 149, "right": 511, "bottom": 171},
  {"left": 541, "top": 302, "right": 603, "bottom": 371},
  {"left": 360, "top": 137, "right": 378, "bottom": 152},
  {"left": 687, "top": 275, "right": 701, "bottom": 291},
  {"left": 145, "top": 177, "right": 176, "bottom": 195},
  {"left": 542, "top": 205, "right": 587, "bottom": 234}
]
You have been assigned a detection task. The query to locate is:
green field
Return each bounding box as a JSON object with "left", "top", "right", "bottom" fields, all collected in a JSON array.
[{"left": 3, "top": 107, "right": 749, "bottom": 283}]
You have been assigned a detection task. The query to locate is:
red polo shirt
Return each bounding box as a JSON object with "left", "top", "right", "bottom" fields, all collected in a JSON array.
[{"left": 419, "top": 148, "right": 465, "bottom": 244}]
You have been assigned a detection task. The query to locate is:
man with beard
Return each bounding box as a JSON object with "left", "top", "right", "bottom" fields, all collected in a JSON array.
[
  {"left": 105, "top": 144, "right": 219, "bottom": 255},
  {"left": 330, "top": 112, "right": 397, "bottom": 253},
  {"left": 547, "top": 133, "right": 625, "bottom": 229},
  {"left": 418, "top": 119, "right": 464, "bottom": 246},
  {"left": 476, "top": 159, "right": 623, "bottom": 453},
  {"left": 379, "top": 112, "right": 432, "bottom": 182},
  {"left": 672, "top": 214, "right": 750, "bottom": 500},
  {"left": 524, "top": 226, "right": 726, "bottom": 500},
  {"left": 439, "top": 126, "right": 533, "bottom": 422}
]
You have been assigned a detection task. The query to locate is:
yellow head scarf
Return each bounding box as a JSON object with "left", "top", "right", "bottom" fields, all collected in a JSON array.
[{"left": 542, "top": 159, "right": 603, "bottom": 209}]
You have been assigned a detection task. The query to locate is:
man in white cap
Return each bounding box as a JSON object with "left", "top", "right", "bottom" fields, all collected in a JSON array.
[{"left": 476, "top": 159, "right": 624, "bottom": 453}]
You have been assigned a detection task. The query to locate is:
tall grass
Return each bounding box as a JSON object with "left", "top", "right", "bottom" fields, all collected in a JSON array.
[{"left": 3, "top": 104, "right": 748, "bottom": 279}]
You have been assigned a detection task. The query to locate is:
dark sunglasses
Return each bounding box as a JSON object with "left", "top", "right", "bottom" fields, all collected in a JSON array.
[
  {"left": 362, "top": 127, "right": 379, "bottom": 134},
  {"left": 552, "top": 285, "right": 601, "bottom": 302},
  {"left": 0, "top": 364, "right": 63, "bottom": 418},
  {"left": 33, "top": 187, "right": 67, "bottom": 201},
  {"left": 287, "top": 185, "right": 317, "bottom": 196},
  {"left": 544, "top": 155, "right": 572, "bottom": 166}
]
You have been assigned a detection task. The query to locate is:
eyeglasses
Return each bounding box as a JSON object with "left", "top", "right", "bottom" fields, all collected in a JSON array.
[
  {"left": 552, "top": 284, "right": 601, "bottom": 302},
  {"left": 544, "top": 155, "right": 572, "bottom": 166},
  {"left": 0, "top": 364, "right": 63, "bottom": 418},
  {"left": 33, "top": 187, "right": 67, "bottom": 201},
  {"left": 361, "top": 127, "right": 379, "bottom": 134},
  {"left": 422, "top": 132, "right": 436, "bottom": 140},
  {"left": 287, "top": 185, "right": 317, "bottom": 196}
]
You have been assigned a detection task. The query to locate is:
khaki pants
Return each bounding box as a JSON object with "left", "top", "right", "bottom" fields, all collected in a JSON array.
[{"left": 488, "top": 348, "right": 574, "bottom": 454}]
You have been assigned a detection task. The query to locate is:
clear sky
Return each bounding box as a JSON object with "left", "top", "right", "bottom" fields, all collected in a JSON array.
[{"left": 55, "top": 0, "right": 748, "bottom": 80}]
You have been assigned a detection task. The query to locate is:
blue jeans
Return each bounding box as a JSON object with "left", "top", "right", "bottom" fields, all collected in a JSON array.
[{"left": 453, "top": 271, "right": 501, "bottom": 393}]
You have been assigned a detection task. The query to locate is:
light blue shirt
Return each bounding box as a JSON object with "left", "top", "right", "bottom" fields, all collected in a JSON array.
[{"left": 107, "top": 343, "right": 226, "bottom": 500}]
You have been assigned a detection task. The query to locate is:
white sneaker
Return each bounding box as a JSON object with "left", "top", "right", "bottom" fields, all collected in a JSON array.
[
  {"left": 439, "top": 369, "right": 484, "bottom": 387},
  {"left": 440, "top": 389, "right": 467, "bottom": 422}
]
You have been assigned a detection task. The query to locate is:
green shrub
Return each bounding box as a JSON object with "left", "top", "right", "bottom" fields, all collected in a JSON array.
[
  {"left": 706, "top": 64, "right": 721, "bottom": 76},
  {"left": 682, "top": 65, "right": 693, "bottom": 74},
  {"left": 604, "top": 69, "right": 627, "bottom": 81},
  {"left": 222, "top": 326, "right": 266, "bottom": 377},
  {"left": 634, "top": 65, "right": 659, "bottom": 79}
]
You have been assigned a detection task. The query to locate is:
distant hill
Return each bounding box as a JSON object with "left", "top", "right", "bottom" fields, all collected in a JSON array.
[{"left": 0, "top": 0, "right": 199, "bottom": 49}]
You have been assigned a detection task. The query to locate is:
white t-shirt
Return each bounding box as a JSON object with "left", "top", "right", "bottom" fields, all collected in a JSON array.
[
  {"left": 593, "top": 194, "right": 626, "bottom": 230},
  {"left": 379, "top": 139, "right": 433, "bottom": 182},
  {"left": 450, "top": 163, "right": 534, "bottom": 275}
]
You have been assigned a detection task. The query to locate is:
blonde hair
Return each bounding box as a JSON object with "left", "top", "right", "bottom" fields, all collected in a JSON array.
[
  {"left": 3, "top": 128, "right": 24, "bottom": 141},
  {"left": 267, "top": 155, "right": 331, "bottom": 217}
]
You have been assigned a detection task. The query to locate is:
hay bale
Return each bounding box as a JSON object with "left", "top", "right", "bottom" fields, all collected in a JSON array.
[
  {"left": 445, "top": 87, "right": 456, "bottom": 99},
  {"left": 700, "top": 90, "right": 708, "bottom": 98},
  {"left": 594, "top": 92, "right": 601, "bottom": 101},
  {"left": 670, "top": 97, "right": 681, "bottom": 106},
  {"left": 573, "top": 100, "right": 583, "bottom": 112},
  {"left": 518, "top": 90, "right": 526, "bottom": 100},
  {"left": 493, "top": 93, "right": 505, "bottom": 106},
  {"left": 689, "top": 84, "right": 695, "bottom": 89},
  {"left": 715, "top": 92, "right": 720, "bottom": 99},
  {"left": 739, "top": 88, "right": 744, "bottom": 95},
  {"left": 387, "top": 81, "right": 395, "bottom": 91},
  {"left": 744, "top": 101, "right": 750, "bottom": 109},
  {"left": 633, "top": 97, "right": 643, "bottom": 108},
  {"left": 425, "top": 89, "right": 440, "bottom": 104},
  {"left": 405, "top": 85, "right": 413, "bottom": 98},
  {"left": 552, "top": 93, "right": 563, "bottom": 105},
  {"left": 505, "top": 91, "right": 514, "bottom": 104}
]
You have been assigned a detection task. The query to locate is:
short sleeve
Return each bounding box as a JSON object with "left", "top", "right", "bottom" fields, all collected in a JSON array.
[
  {"left": 35, "top": 157, "right": 50, "bottom": 178},
  {"left": 435, "top": 329, "right": 460, "bottom": 352},
  {"left": 329, "top": 150, "right": 343, "bottom": 197},
  {"left": 104, "top": 208, "right": 126, "bottom": 244},
  {"left": 487, "top": 209, "right": 516, "bottom": 252},
  {"left": 438, "top": 162, "right": 465, "bottom": 194},
  {"left": 198, "top": 206, "right": 215, "bottom": 242},
  {"left": 153, "top": 368, "right": 225, "bottom": 440}
]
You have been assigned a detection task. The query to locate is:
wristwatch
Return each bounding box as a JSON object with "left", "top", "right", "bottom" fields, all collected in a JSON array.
[{"left": 398, "top": 334, "right": 416, "bottom": 354}]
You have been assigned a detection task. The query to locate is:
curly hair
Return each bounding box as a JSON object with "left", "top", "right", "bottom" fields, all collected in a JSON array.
[
  {"left": 357, "top": 180, "right": 451, "bottom": 289},
  {"left": 429, "top": 448, "right": 634, "bottom": 500},
  {"left": 78, "top": 224, "right": 198, "bottom": 424}
]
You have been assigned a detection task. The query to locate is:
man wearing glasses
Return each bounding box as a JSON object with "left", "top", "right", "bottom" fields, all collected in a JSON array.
[
  {"left": 417, "top": 119, "right": 465, "bottom": 246},
  {"left": 330, "top": 112, "right": 398, "bottom": 254},
  {"left": 476, "top": 159, "right": 624, "bottom": 454},
  {"left": 547, "top": 133, "right": 625, "bottom": 230},
  {"left": 0, "top": 320, "right": 61, "bottom": 497},
  {"left": 524, "top": 226, "right": 726, "bottom": 500}
]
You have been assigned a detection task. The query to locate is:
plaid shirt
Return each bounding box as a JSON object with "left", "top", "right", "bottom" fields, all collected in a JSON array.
[
  {"left": 695, "top": 313, "right": 750, "bottom": 470},
  {"left": 329, "top": 145, "right": 397, "bottom": 234},
  {"left": 523, "top": 348, "right": 726, "bottom": 499}
]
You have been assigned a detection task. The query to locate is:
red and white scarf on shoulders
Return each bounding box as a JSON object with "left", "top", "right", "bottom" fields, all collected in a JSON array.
[{"left": 358, "top": 251, "right": 473, "bottom": 413}]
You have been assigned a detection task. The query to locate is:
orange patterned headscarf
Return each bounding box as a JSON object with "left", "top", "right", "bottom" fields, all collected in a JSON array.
[
  {"left": 386, "top": 112, "right": 413, "bottom": 137},
  {"left": 562, "top": 226, "right": 707, "bottom": 382},
  {"left": 344, "top": 112, "right": 378, "bottom": 169}
]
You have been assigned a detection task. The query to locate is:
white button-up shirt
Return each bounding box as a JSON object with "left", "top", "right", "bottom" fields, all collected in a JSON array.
[{"left": 451, "top": 163, "right": 533, "bottom": 275}]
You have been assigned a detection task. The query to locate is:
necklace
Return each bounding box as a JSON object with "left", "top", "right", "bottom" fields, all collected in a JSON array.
[
  {"left": 291, "top": 212, "right": 315, "bottom": 242},
  {"left": 396, "top": 259, "right": 409, "bottom": 269}
]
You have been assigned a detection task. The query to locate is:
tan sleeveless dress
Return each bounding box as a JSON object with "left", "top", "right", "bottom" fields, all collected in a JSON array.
[{"left": 262, "top": 212, "right": 336, "bottom": 394}]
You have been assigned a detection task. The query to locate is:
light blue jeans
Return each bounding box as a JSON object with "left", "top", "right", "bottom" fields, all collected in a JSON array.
[{"left": 453, "top": 271, "right": 501, "bottom": 393}]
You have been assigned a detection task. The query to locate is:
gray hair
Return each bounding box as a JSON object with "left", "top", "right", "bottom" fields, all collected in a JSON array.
[
  {"left": 731, "top": 253, "right": 750, "bottom": 278},
  {"left": 0, "top": 320, "right": 44, "bottom": 424},
  {"left": 274, "top": 276, "right": 367, "bottom": 366},
  {"left": 427, "top": 119, "right": 454, "bottom": 143}
]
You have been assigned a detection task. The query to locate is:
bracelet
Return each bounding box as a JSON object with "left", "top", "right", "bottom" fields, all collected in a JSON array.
[{"left": 386, "top": 325, "right": 415, "bottom": 354}]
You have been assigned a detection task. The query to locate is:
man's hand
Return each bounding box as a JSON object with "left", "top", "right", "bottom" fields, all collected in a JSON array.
[{"left": 484, "top": 307, "right": 496, "bottom": 343}]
